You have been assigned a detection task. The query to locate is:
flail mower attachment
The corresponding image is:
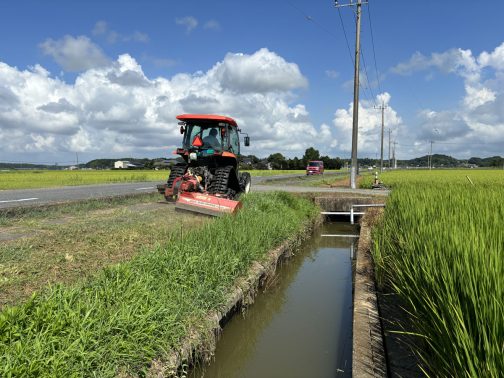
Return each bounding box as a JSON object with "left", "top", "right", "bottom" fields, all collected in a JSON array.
[{"left": 175, "top": 192, "right": 242, "bottom": 217}]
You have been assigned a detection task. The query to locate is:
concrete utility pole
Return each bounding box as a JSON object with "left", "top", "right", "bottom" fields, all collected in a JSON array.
[
  {"left": 392, "top": 140, "right": 398, "bottom": 169},
  {"left": 375, "top": 102, "right": 387, "bottom": 172},
  {"left": 388, "top": 128, "right": 391, "bottom": 168},
  {"left": 429, "top": 140, "right": 434, "bottom": 170},
  {"left": 335, "top": 0, "right": 367, "bottom": 189}
]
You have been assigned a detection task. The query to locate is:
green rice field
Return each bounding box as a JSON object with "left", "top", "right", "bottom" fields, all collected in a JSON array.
[
  {"left": 0, "top": 169, "right": 316, "bottom": 190},
  {"left": 370, "top": 170, "right": 503, "bottom": 376}
]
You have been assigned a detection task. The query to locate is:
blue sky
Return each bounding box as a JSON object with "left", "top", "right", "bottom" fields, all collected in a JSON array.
[{"left": 1, "top": 0, "right": 504, "bottom": 164}]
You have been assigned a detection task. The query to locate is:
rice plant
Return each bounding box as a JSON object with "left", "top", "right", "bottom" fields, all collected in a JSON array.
[
  {"left": 372, "top": 170, "right": 504, "bottom": 376},
  {"left": 0, "top": 192, "right": 318, "bottom": 376}
]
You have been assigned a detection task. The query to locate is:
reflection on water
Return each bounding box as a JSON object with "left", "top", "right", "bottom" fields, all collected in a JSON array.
[{"left": 190, "top": 223, "right": 356, "bottom": 378}]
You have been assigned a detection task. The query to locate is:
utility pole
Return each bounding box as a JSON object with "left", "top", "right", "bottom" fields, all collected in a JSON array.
[
  {"left": 429, "top": 140, "right": 433, "bottom": 170},
  {"left": 374, "top": 102, "right": 387, "bottom": 172},
  {"left": 335, "top": 0, "right": 367, "bottom": 189},
  {"left": 392, "top": 140, "right": 398, "bottom": 169},
  {"left": 388, "top": 128, "right": 391, "bottom": 168}
]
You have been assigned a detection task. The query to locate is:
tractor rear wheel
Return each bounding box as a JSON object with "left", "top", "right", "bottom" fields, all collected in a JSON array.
[
  {"left": 209, "top": 166, "right": 239, "bottom": 198},
  {"left": 165, "top": 164, "right": 187, "bottom": 200}
]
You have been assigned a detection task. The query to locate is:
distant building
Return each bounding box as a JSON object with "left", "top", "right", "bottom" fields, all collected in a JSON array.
[{"left": 114, "top": 161, "right": 144, "bottom": 169}]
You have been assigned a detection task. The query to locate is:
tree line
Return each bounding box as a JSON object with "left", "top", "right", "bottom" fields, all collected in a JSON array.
[{"left": 241, "top": 147, "right": 344, "bottom": 170}]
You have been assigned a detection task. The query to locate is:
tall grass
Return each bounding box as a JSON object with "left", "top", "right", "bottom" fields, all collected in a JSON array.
[
  {"left": 0, "top": 192, "right": 318, "bottom": 376},
  {"left": 372, "top": 171, "right": 504, "bottom": 376}
]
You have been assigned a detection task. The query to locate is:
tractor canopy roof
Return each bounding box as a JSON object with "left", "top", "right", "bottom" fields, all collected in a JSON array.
[{"left": 176, "top": 114, "right": 238, "bottom": 127}]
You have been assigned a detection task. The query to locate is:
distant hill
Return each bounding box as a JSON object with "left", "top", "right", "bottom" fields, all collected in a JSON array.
[
  {"left": 400, "top": 154, "right": 461, "bottom": 168},
  {"left": 468, "top": 156, "right": 504, "bottom": 167},
  {"left": 0, "top": 162, "right": 60, "bottom": 170}
]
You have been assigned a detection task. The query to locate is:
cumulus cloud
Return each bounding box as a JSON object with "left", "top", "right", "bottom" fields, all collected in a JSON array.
[
  {"left": 391, "top": 42, "right": 504, "bottom": 158},
  {"left": 478, "top": 42, "right": 504, "bottom": 71},
  {"left": 39, "top": 35, "right": 110, "bottom": 72},
  {"left": 213, "top": 48, "right": 308, "bottom": 93},
  {"left": 392, "top": 48, "right": 480, "bottom": 82},
  {"left": 331, "top": 92, "right": 402, "bottom": 156},
  {"left": 175, "top": 16, "right": 198, "bottom": 33},
  {"left": 0, "top": 48, "right": 338, "bottom": 161}
]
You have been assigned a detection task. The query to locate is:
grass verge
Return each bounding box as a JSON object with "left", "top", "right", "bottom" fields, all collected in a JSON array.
[
  {"left": 0, "top": 193, "right": 206, "bottom": 309},
  {"left": 0, "top": 192, "right": 319, "bottom": 376},
  {"left": 0, "top": 192, "right": 161, "bottom": 226}
]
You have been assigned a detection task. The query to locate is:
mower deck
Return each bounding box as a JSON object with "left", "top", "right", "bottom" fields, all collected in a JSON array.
[{"left": 175, "top": 192, "right": 242, "bottom": 217}]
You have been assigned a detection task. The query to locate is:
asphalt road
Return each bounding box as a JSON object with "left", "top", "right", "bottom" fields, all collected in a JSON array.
[{"left": 0, "top": 172, "right": 385, "bottom": 210}]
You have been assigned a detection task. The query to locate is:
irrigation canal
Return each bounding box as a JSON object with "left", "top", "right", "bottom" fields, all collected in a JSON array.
[{"left": 190, "top": 222, "right": 356, "bottom": 378}]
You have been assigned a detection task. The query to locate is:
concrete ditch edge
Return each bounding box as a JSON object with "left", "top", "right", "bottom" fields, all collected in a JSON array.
[
  {"left": 352, "top": 212, "right": 387, "bottom": 377},
  {"left": 145, "top": 214, "right": 324, "bottom": 377}
]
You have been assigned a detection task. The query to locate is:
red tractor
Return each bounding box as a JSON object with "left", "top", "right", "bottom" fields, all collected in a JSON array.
[{"left": 157, "top": 114, "right": 251, "bottom": 216}]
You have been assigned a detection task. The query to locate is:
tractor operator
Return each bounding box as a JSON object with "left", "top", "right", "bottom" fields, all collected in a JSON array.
[{"left": 203, "top": 128, "right": 221, "bottom": 149}]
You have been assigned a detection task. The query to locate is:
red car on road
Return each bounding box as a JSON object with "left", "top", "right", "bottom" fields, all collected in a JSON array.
[{"left": 306, "top": 160, "right": 324, "bottom": 175}]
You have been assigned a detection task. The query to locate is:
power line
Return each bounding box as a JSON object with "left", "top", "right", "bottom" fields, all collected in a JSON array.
[
  {"left": 360, "top": 49, "right": 377, "bottom": 106},
  {"left": 353, "top": 3, "right": 377, "bottom": 107},
  {"left": 291, "top": 2, "right": 374, "bottom": 105},
  {"left": 367, "top": 0, "right": 382, "bottom": 95},
  {"left": 288, "top": 2, "right": 341, "bottom": 40},
  {"left": 337, "top": 7, "right": 355, "bottom": 67}
]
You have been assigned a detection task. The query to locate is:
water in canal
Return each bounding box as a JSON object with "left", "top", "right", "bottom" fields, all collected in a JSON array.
[{"left": 190, "top": 222, "right": 357, "bottom": 378}]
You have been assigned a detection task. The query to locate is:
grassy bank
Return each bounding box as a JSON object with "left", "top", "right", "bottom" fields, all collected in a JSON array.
[
  {"left": 0, "top": 192, "right": 319, "bottom": 376},
  {"left": 371, "top": 170, "right": 503, "bottom": 376},
  {"left": 0, "top": 193, "right": 206, "bottom": 309}
]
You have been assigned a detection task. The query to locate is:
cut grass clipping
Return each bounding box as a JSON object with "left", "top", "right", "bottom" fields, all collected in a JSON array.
[
  {"left": 371, "top": 170, "right": 504, "bottom": 376},
  {"left": 0, "top": 192, "right": 319, "bottom": 376}
]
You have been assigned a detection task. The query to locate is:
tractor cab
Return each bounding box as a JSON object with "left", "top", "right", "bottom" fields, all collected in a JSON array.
[{"left": 176, "top": 114, "right": 249, "bottom": 167}]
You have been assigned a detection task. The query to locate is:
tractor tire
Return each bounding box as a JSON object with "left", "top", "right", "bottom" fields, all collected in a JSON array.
[
  {"left": 165, "top": 164, "right": 187, "bottom": 201},
  {"left": 208, "top": 166, "right": 239, "bottom": 198},
  {"left": 239, "top": 172, "right": 251, "bottom": 194}
]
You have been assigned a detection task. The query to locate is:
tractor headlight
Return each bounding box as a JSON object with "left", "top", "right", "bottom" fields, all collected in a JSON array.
[{"left": 189, "top": 152, "right": 197, "bottom": 162}]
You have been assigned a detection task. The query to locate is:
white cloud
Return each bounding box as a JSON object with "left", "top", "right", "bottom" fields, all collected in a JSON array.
[
  {"left": 478, "top": 42, "right": 504, "bottom": 71},
  {"left": 391, "top": 42, "right": 504, "bottom": 158},
  {"left": 92, "top": 21, "right": 149, "bottom": 44},
  {"left": 392, "top": 48, "right": 480, "bottom": 82},
  {"left": 176, "top": 16, "right": 198, "bottom": 33},
  {"left": 463, "top": 85, "right": 496, "bottom": 109},
  {"left": 213, "top": 48, "right": 308, "bottom": 93},
  {"left": 332, "top": 92, "right": 402, "bottom": 156},
  {"left": 39, "top": 35, "right": 109, "bottom": 72},
  {"left": 0, "top": 49, "right": 339, "bottom": 161}
]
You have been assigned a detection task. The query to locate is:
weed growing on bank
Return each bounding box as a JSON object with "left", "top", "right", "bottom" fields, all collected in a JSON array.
[{"left": 0, "top": 192, "right": 319, "bottom": 376}]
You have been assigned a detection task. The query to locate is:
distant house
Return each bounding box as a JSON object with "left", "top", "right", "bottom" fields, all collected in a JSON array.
[{"left": 114, "top": 161, "right": 144, "bottom": 169}]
